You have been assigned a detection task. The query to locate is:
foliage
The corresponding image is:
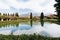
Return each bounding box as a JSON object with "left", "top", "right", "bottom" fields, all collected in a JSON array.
[
  {"left": 40, "top": 12, "right": 44, "bottom": 19},
  {"left": 10, "top": 14, "right": 15, "bottom": 16},
  {"left": 30, "top": 13, "right": 32, "bottom": 19},
  {"left": 54, "top": 0, "right": 60, "bottom": 24},
  {"left": 3, "top": 14, "right": 7, "bottom": 16},
  {"left": 0, "top": 13, "right": 1, "bottom": 15},
  {"left": 15, "top": 12, "right": 19, "bottom": 17},
  {"left": 0, "top": 34, "right": 60, "bottom": 40},
  {"left": 54, "top": 0, "right": 60, "bottom": 18}
]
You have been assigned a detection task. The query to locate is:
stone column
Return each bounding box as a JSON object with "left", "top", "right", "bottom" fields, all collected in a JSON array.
[
  {"left": 7, "top": 19, "right": 8, "bottom": 21},
  {"left": 1, "top": 19, "right": 3, "bottom": 21},
  {"left": 9, "top": 19, "right": 11, "bottom": 21}
]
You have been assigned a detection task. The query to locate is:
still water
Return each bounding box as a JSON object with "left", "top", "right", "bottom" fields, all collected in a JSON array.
[{"left": 0, "top": 20, "right": 60, "bottom": 37}]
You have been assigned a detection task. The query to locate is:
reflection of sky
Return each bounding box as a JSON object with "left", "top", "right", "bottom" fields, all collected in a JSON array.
[
  {"left": 0, "top": 22, "right": 60, "bottom": 37},
  {"left": 0, "top": 24, "right": 32, "bottom": 31}
]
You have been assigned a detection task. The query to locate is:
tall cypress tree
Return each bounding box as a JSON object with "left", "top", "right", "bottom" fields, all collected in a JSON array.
[
  {"left": 54, "top": 0, "right": 60, "bottom": 23},
  {"left": 40, "top": 12, "right": 44, "bottom": 19},
  {"left": 30, "top": 13, "right": 32, "bottom": 19}
]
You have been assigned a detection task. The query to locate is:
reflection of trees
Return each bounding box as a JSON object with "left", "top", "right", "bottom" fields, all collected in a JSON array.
[
  {"left": 30, "top": 20, "right": 33, "bottom": 27},
  {"left": 15, "top": 23, "right": 19, "bottom": 27},
  {"left": 54, "top": 0, "right": 60, "bottom": 24},
  {"left": 30, "top": 12, "right": 33, "bottom": 27},
  {"left": 0, "top": 23, "right": 19, "bottom": 27},
  {"left": 57, "top": 18, "right": 60, "bottom": 25},
  {"left": 40, "top": 19, "right": 44, "bottom": 26}
]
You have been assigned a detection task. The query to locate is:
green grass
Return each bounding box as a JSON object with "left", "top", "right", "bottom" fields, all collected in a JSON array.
[
  {"left": 0, "top": 34, "right": 60, "bottom": 40},
  {"left": 0, "top": 19, "right": 30, "bottom": 27}
]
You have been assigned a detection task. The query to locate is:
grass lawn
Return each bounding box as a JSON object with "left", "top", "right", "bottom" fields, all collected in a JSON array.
[{"left": 0, "top": 34, "right": 60, "bottom": 40}]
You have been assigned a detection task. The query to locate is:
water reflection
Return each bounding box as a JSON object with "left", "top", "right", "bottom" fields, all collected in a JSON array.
[
  {"left": 57, "top": 18, "right": 60, "bottom": 25},
  {"left": 15, "top": 23, "right": 19, "bottom": 27},
  {"left": 1, "top": 21, "right": 60, "bottom": 37},
  {"left": 0, "top": 23, "right": 20, "bottom": 28},
  {"left": 40, "top": 19, "right": 44, "bottom": 26},
  {"left": 30, "top": 20, "right": 33, "bottom": 27}
]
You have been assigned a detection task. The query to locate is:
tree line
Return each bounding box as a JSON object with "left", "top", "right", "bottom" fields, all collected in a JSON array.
[{"left": 0, "top": 12, "right": 19, "bottom": 17}]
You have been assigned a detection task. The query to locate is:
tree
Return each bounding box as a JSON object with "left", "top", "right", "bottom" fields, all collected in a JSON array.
[
  {"left": 0, "top": 13, "right": 1, "bottom": 15},
  {"left": 54, "top": 0, "right": 60, "bottom": 19},
  {"left": 3, "top": 13, "right": 7, "bottom": 16},
  {"left": 54, "top": 0, "right": 60, "bottom": 24},
  {"left": 40, "top": 12, "right": 44, "bottom": 19},
  {"left": 15, "top": 12, "right": 19, "bottom": 17},
  {"left": 30, "top": 12, "right": 32, "bottom": 19},
  {"left": 12, "top": 13, "right": 14, "bottom": 16}
]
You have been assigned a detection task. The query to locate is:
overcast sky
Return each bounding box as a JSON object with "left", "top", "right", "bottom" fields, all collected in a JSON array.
[{"left": 0, "top": 0, "right": 56, "bottom": 15}]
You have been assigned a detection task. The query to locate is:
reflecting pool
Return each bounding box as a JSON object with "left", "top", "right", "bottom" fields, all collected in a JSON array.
[{"left": 0, "top": 20, "right": 60, "bottom": 37}]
